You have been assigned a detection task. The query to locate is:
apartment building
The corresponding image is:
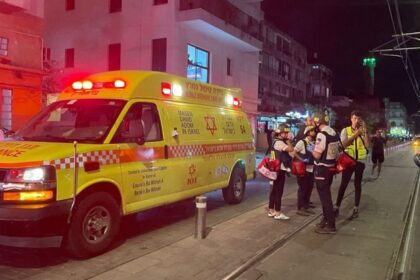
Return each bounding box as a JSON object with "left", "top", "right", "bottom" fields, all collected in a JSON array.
[
  {"left": 308, "top": 63, "right": 332, "bottom": 106},
  {"left": 257, "top": 21, "right": 308, "bottom": 130},
  {"left": 0, "top": 0, "right": 44, "bottom": 130},
  {"left": 43, "top": 0, "right": 263, "bottom": 132}
]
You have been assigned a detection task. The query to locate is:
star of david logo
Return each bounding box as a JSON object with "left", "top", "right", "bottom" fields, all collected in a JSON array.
[
  {"left": 188, "top": 164, "right": 196, "bottom": 176},
  {"left": 205, "top": 116, "right": 217, "bottom": 135}
]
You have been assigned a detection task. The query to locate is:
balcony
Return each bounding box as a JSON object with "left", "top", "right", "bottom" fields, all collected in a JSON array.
[{"left": 178, "top": 0, "right": 262, "bottom": 51}]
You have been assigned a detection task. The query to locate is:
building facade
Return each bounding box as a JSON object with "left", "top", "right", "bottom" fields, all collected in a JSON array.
[
  {"left": 0, "top": 0, "right": 44, "bottom": 130},
  {"left": 43, "top": 0, "right": 262, "bottom": 133},
  {"left": 258, "top": 21, "right": 308, "bottom": 120},
  {"left": 308, "top": 63, "right": 332, "bottom": 106},
  {"left": 384, "top": 98, "right": 409, "bottom": 138}
]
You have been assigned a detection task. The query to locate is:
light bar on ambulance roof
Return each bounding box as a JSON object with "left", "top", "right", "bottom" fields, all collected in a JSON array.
[
  {"left": 161, "top": 82, "right": 172, "bottom": 96},
  {"left": 225, "top": 95, "right": 241, "bottom": 108},
  {"left": 161, "top": 82, "right": 183, "bottom": 97},
  {"left": 71, "top": 79, "right": 127, "bottom": 91}
]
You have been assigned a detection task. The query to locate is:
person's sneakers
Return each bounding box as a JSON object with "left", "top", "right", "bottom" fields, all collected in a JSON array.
[
  {"left": 274, "top": 213, "right": 290, "bottom": 220},
  {"left": 348, "top": 208, "right": 359, "bottom": 220},
  {"left": 267, "top": 210, "right": 276, "bottom": 217},
  {"left": 296, "top": 209, "right": 310, "bottom": 216},
  {"left": 308, "top": 203, "right": 316, "bottom": 209},
  {"left": 315, "top": 226, "right": 337, "bottom": 234},
  {"left": 315, "top": 217, "right": 328, "bottom": 229},
  {"left": 304, "top": 208, "right": 316, "bottom": 215},
  {"left": 333, "top": 207, "right": 340, "bottom": 217}
]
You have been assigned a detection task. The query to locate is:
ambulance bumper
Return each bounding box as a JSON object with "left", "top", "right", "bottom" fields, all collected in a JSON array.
[{"left": 0, "top": 199, "right": 72, "bottom": 248}]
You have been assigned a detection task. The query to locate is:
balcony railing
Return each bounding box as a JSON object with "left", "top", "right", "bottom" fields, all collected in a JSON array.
[{"left": 179, "top": 0, "right": 261, "bottom": 41}]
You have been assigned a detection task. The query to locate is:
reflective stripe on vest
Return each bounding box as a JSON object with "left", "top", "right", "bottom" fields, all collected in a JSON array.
[{"left": 344, "top": 126, "right": 367, "bottom": 160}]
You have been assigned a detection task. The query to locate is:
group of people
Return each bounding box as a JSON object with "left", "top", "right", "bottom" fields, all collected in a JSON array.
[{"left": 264, "top": 110, "right": 387, "bottom": 234}]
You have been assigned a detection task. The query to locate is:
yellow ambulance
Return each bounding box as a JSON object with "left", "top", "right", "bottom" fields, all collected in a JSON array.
[{"left": 0, "top": 71, "right": 255, "bottom": 258}]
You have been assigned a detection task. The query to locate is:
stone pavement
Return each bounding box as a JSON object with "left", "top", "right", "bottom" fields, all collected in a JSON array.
[{"left": 90, "top": 147, "right": 417, "bottom": 280}]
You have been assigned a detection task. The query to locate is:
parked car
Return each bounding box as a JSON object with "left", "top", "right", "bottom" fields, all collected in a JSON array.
[{"left": 413, "top": 135, "right": 420, "bottom": 146}]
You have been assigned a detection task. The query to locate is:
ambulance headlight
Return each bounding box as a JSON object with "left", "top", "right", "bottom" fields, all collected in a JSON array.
[{"left": 1, "top": 166, "right": 57, "bottom": 202}]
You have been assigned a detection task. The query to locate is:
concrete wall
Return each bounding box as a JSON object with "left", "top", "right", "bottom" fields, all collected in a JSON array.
[{"left": 44, "top": 0, "right": 261, "bottom": 133}]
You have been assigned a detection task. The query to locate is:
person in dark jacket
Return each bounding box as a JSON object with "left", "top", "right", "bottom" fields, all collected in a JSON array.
[
  {"left": 371, "top": 129, "right": 386, "bottom": 177},
  {"left": 264, "top": 121, "right": 274, "bottom": 155}
]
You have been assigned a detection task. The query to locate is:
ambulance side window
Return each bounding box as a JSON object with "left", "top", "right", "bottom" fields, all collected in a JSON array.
[
  {"left": 141, "top": 103, "right": 162, "bottom": 142},
  {"left": 112, "top": 103, "right": 162, "bottom": 143}
]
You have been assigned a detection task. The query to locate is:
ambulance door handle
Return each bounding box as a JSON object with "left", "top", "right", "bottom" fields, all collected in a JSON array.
[{"left": 164, "top": 145, "right": 169, "bottom": 159}]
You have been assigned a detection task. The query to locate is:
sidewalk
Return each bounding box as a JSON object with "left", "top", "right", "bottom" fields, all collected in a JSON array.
[{"left": 90, "top": 147, "right": 418, "bottom": 280}]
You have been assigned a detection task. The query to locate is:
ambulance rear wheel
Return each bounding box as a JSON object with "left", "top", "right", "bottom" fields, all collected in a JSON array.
[
  {"left": 223, "top": 166, "right": 245, "bottom": 204},
  {"left": 65, "top": 192, "right": 120, "bottom": 259}
]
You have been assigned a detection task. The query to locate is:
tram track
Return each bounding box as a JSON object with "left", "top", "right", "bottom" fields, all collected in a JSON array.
[{"left": 386, "top": 170, "right": 420, "bottom": 280}]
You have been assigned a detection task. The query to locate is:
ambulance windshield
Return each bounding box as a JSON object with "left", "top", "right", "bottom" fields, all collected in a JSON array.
[{"left": 15, "top": 99, "right": 126, "bottom": 143}]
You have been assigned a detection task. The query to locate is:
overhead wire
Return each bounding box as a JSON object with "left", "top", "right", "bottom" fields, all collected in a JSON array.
[{"left": 386, "top": 0, "right": 420, "bottom": 102}]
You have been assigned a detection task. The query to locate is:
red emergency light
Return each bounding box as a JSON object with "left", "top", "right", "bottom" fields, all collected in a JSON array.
[
  {"left": 71, "top": 79, "right": 127, "bottom": 91},
  {"left": 161, "top": 82, "right": 171, "bottom": 96},
  {"left": 233, "top": 97, "right": 241, "bottom": 108}
]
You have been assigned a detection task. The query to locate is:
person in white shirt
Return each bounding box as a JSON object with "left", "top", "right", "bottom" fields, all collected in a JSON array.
[
  {"left": 312, "top": 112, "right": 340, "bottom": 234},
  {"left": 294, "top": 125, "right": 316, "bottom": 216},
  {"left": 267, "top": 124, "right": 294, "bottom": 220}
]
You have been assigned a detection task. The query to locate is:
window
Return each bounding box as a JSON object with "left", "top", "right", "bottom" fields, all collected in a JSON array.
[
  {"left": 227, "top": 58, "right": 231, "bottom": 76},
  {"left": 154, "top": 0, "right": 168, "bottom": 4},
  {"left": 108, "top": 43, "right": 121, "bottom": 70},
  {"left": 187, "top": 44, "right": 209, "bottom": 83},
  {"left": 0, "top": 37, "right": 8, "bottom": 56},
  {"left": 65, "top": 48, "right": 74, "bottom": 68},
  {"left": 112, "top": 103, "right": 162, "bottom": 143},
  {"left": 110, "top": 0, "right": 122, "bottom": 13},
  {"left": 152, "top": 38, "right": 166, "bottom": 72},
  {"left": 283, "top": 62, "right": 290, "bottom": 80},
  {"left": 43, "top": 47, "right": 51, "bottom": 62},
  {"left": 1, "top": 89, "right": 12, "bottom": 129},
  {"left": 66, "top": 0, "right": 75, "bottom": 10}
]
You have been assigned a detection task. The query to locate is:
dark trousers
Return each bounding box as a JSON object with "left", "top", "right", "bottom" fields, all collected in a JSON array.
[
  {"left": 269, "top": 170, "right": 286, "bottom": 211},
  {"left": 265, "top": 140, "right": 272, "bottom": 155},
  {"left": 297, "top": 172, "right": 314, "bottom": 209},
  {"left": 336, "top": 161, "right": 366, "bottom": 207},
  {"left": 314, "top": 166, "right": 335, "bottom": 228}
]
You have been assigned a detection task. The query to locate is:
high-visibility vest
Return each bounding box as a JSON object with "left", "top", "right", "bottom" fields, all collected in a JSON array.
[{"left": 344, "top": 126, "right": 367, "bottom": 160}]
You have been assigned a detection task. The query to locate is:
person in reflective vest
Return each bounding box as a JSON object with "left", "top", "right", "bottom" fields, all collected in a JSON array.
[
  {"left": 312, "top": 112, "right": 340, "bottom": 234},
  {"left": 267, "top": 124, "right": 294, "bottom": 220},
  {"left": 335, "top": 110, "right": 369, "bottom": 220}
]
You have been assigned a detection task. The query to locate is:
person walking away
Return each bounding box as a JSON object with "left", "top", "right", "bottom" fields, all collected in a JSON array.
[
  {"left": 371, "top": 129, "right": 386, "bottom": 178},
  {"left": 294, "top": 125, "right": 316, "bottom": 216},
  {"left": 264, "top": 121, "right": 274, "bottom": 156},
  {"left": 335, "top": 111, "right": 369, "bottom": 220},
  {"left": 312, "top": 112, "right": 340, "bottom": 234},
  {"left": 267, "top": 124, "right": 293, "bottom": 220}
]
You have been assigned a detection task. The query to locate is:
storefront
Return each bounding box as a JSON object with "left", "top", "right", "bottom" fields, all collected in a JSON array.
[{"left": 256, "top": 110, "right": 309, "bottom": 151}]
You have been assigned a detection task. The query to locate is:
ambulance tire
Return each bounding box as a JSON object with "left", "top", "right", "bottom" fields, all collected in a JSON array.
[
  {"left": 65, "top": 192, "right": 121, "bottom": 259},
  {"left": 223, "top": 166, "right": 245, "bottom": 204}
]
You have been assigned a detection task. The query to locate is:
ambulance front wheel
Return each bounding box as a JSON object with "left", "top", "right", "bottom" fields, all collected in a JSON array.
[
  {"left": 223, "top": 166, "right": 246, "bottom": 204},
  {"left": 65, "top": 192, "right": 121, "bottom": 259}
]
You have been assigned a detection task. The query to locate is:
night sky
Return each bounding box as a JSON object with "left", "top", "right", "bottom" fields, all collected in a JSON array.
[{"left": 262, "top": 0, "right": 420, "bottom": 115}]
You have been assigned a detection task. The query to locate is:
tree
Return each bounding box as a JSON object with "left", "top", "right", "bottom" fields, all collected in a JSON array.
[{"left": 42, "top": 60, "right": 64, "bottom": 105}]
